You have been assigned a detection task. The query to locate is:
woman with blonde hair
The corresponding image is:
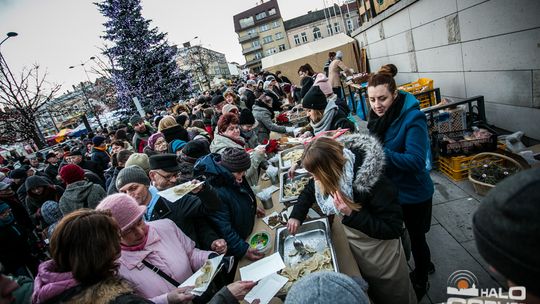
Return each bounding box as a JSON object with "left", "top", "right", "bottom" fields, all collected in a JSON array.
[{"left": 287, "top": 134, "right": 416, "bottom": 304}]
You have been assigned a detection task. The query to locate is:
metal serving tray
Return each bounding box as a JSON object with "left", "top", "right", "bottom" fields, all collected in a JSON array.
[
  {"left": 277, "top": 145, "right": 304, "bottom": 171},
  {"left": 278, "top": 171, "right": 310, "bottom": 203},
  {"left": 275, "top": 217, "right": 339, "bottom": 272}
]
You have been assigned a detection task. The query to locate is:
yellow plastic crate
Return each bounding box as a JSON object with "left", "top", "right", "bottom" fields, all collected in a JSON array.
[
  {"left": 438, "top": 154, "right": 503, "bottom": 181},
  {"left": 438, "top": 160, "right": 468, "bottom": 181},
  {"left": 399, "top": 78, "right": 435, "bottom": 108}
]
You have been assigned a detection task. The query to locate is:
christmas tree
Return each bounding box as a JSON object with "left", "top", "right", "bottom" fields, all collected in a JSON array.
[{"left": 96, "top": 0, "right": 191, "bottom": 111}]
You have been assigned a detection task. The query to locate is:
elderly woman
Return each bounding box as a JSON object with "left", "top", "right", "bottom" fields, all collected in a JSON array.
[
  {"left": 366, "top": 71, "right": 435, "bottom": 300},
  {"left": 32, "top": 209, "right": 153, "bottom": 303},
  {"left": 210, "top": 113, "right": 265, "bottom": 187},
  {"left": 24, "top": 175, "right": 64, "bottom": 225},
  {"left": 224, "top": 90, "right": 246, "bottom": 110},
  {"left": 143, "top": 132, "right": 168, "bottom": 157},
  {"left": 287, "top": 135, "right": 416, "bottom": 304},
  {"left": 158, "top": 115, "right": 190, "bottom": 154},
  {"left": 252, "top": 94, "right": 294, "bottom": 143}
]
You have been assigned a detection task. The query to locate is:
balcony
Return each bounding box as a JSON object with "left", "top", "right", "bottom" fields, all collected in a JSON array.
[
  {"left": 242, "top": 44, "right": 262, "bottom": 55},
  {"left": 245, "top": 57, "right": 262, "bottom": 67},
  {"left": 239, "top": 33, "right": 259, "bottom": 43}
]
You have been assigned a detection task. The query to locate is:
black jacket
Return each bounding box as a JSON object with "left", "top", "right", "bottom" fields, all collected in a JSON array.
[
  {"left": 148, "top": 185, "right": 221, "bottom": 250},
  {"left": 291, "top": 133, "right": 404, "bottom": 240},
  {"left": 299, "top": 76, "right": 315, "bottom": 99},
  {"left": 244, "top": 89, "right": 257, "bottom": 111},
  {"left": 78, "top": 158, "right": 104, "bottom": 181}
]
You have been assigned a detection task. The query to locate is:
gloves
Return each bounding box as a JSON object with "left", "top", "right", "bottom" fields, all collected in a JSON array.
[{"left": 285, "top": 127, "right": 295, "bottom": 134}]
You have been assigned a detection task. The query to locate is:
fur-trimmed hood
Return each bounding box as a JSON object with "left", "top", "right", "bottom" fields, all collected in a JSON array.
[{"left": 339, "top": 133, "right": 386, "bottom": 194}]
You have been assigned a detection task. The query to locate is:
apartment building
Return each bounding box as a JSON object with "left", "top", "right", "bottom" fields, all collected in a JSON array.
[
  {"left": 284, "top": 1, "right": 360, "bottom": 48},
  {"left": 233, "top": 0, "right": 290, "bottom": 73},
  {"left": 176, "top": 45, "right": 231, "bottom": 91}
]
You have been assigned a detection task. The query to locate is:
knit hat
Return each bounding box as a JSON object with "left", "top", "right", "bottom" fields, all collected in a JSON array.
[
  {"left": 473, "top": 167, "right": 540, "bottom": 297},
  {"left": 220, "top": 147, "right": 251, "bottom": 173},
  {"left": 0, "top": 202, "right": 9, "bottom": 213},
  {"left": 302, "top": 86, "right": 328, "bottom": 110},
  {"left": 158, "top": 115, "right": 178, "bottom": 132},
  {"left": 335, "top": 50, "right": 343, "bottom": 59},
  {"left": 0, "top": 182, "right": 10, "bottom": 191},
  {"left": 149, "top": 154, "right": 181, "bottom": 172},
  {"left": 147, "top": 132, "right": 165, "bottom": 150},
  {"left": 41, "top": 200, "right": 62, "bottom": 225},
  {"left": 45, "top": 152, "right": 57, "bottom": 161},
  {"left": 170, "top": 139, "right": 187, "bottom": 153},
  {"left": 59, "top": 164, "right": 85, "bottom": 185},
  {"left": 181, "top": 140, "right": 210, "bottom": 162},
  {"left": 239, "top": 109, "right": 256, "bottom": 125},
  {"left": 222, "top": 104, "right": 239, "bottom": 115},
  {"left": 96, "top": 193, "right": 146, "bottom": 231},
  {"left": 130, "top": 114, "right": 143, "bottom": 126},
  {"left": 9, "top": 168, "right": 27, "bottom": 179},
  {"left": 92, "top": 136, "right": 106, "bottom": 146},
  {"left": 116, "top": 165, "right": 150, "bottom": 190},
  {"left": 246, "top": 79, "right": 256, "bottom": 86},
  {"left": 285, "top": 272, "right": 369, "bottom": 304},
  {"left": 125, "top": 153, "right": 150, "bottom": 173},
  {"left": 211, "top": 95, "right": 225, "bottom": 106},
  {"left": 25, "top": 176, "right": 49, "bottom": 191},
  {"left": 313, "top": 74, "right": 333, "bottom": 96}
]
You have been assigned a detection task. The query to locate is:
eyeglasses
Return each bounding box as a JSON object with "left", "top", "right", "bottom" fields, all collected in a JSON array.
[{"left": 155, "top": 170, "right": 179, "bottom": 181}]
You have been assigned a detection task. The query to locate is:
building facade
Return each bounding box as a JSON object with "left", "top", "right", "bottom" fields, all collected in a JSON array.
[
  {"left": 176, "top": 45, "right": 231, "bottom": 92},
  {"left": 284, "top": 1, "right": 360, "bottom": 48},
  {"left": 233, "top": 0, "right": 290, "bottom": 73}
]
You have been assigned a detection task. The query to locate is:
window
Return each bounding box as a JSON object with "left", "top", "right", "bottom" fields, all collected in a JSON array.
[
  {"left": 326, "top": 24, "right": 333, "bottom": 35},
  {"left": 347, "top": 19, "right": 354, "bottom": 31},
  {"left": 214, "top": 67, "right": 221, "bottom": 74},
  {"left": 268, "top": 8, "right": 276, "bottom": 15},
  {"left": 265, "top": 48, "right": 277, "bottom": 56},
  {"left": 259, "top": 24, "right": 269, "bottom": 32},
  {"left": 262, "top": 35, "right": 273, "bottom": 44},
  {"left": 334, "top": 22, "right": 341, "bottom": 33},
  {"left": 275, "top": 32, "right": 283, "bottom": 40},
  {"left": 278, "top": 44, "right": 286, "bottom": 51},
  {"left": 301, "top": 32, "right": 308, "bottom": 43},
  {"left": 255, "top": 12, "right": 266, "bottom": 20},
  {"left": 313, "top": 27, "right": 322, "bottom": 40},
  {"left": 254, "top": 52, "right": 262, "bottom": 59},
  {"left": 294, "top": 34, "right": 300, "bottom": 45},
  {"left": 239, "top": 16, "right": 254, "bottom": 29},
  {"left": 252, "top": 40, "right": 260, "bottom": 47},
  {"left": 248, "top": 28, "right": 257, "bottom": 35},
  {"left": 272, "top": 21, "right": 280, "bottom": 28}
]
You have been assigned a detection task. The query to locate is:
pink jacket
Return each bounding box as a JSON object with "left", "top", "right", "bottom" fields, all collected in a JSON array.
[
  {"left": 118, "top": 219, "right": 212, "bottom": 304},
  {"left": 32, "top": 260, "right": 79, "bottom": 304}
]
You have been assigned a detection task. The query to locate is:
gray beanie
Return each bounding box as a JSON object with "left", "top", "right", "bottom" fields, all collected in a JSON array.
[
  {"left": 285, "top": 271, "right": 369, "bottom": 304},
  {"left": 116, "top": 165, "right": 150, "bottom": 190},
  {"left": 220, "top": 147, "right": 251, "bottom": 173}
]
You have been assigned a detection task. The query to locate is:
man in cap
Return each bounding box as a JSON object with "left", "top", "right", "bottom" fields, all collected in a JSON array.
[
  {"left": 130, "top": 114, "right": 154, "bottom": 153},
  {"left": 118, "top": 163, "right": 225, "bottom": 252},
  {"left": 90, "top": 136, "right": 110, "bottom": 170},
  {"left": 243, "top": 80, "right": 257, "bottom": 111},
  {"left": 65, "top": 148, "right": 104, "bottom": 183},
  {"left": 27, "top": 154, "right": 45, "bottom": 172},
  {"left": 473, "top": 167, "right": 540, "bottom": 303},
  {"left": 211, "top": 95, "right": 226, "bottom": 129},
  {"left": 44, "top": 152, "right": 60, "bottom": 182},
  {"left": 9, "top": 168, "right": 30, "bottom": 202}
]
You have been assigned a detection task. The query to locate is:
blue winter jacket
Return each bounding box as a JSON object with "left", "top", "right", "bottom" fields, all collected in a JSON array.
[
  {"left": 194, "top": 154, "right": 257, "bottom": 258},
  {"left": 382, "top": 91, "right": 434, "bottom": 204}
]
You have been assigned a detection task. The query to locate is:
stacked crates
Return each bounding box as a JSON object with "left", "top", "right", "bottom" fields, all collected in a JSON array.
[{"left": 398, "top": 78, "right": 435, "bottom": 108}]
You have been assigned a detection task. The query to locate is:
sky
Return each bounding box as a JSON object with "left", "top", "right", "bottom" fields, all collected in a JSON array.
[{"left": 0, "top": 0, "right": 345, "bottom": 94}]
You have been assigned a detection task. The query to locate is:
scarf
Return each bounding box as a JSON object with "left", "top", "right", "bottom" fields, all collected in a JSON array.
[
  {"left": 255, "top": 100, "right": 275, "bottom": 119},
  {"left": 121, "top": 224, "right": 149, "bottom": 251},
  {"left": 221, "top": 133, "right": 246, "bottom": 148},
  {"left": 367, "top": 92, "right": 405, "bottom": 142},
  {"left": 314, "top": 148, "right": 356, "bottom": 216},
  {"left": 311, "top": 97, "right": 339, "bottom": 135}
]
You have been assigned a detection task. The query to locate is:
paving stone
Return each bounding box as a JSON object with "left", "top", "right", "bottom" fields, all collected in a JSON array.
[
  {"left": 454, "top": 179, "right": 485, "bottom": 201},
  {"left": 461, "top": 240, "right": 508, "bottom": 288},
  {"left": 431, "top": 172, "right": 470, "bottom": 205},
  {"left": 432, "top": 197, "right": 479, "bottom": 243},
  {"left": 425, "top": 225, "right": 503, "bottom": 303}
]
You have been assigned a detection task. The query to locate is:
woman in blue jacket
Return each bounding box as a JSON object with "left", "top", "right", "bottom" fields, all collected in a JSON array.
[{"left": 367, "top": 72, "right": 434, "bottom": 300}]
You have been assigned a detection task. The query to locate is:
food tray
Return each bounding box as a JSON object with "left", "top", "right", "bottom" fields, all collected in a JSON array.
[
  {"left": 279, "top": 171, "right": 310, "bottom": 203},
  {"left": 275, "top": 217, "right": 339, "bottom": 271},
  {"left": 278, "top": 145, "right": 305, "bottom": 171}
]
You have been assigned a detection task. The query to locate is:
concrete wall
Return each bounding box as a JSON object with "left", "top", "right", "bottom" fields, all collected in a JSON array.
[{"left": 353, "top": 0, "right": 540, "bottom": 140}]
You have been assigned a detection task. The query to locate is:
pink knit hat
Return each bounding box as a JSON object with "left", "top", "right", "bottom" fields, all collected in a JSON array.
[
  {"left": 314, "top": 74, "right": 333, "bottom": 96},
  {"left": 96, "top": 193, "right": 146, "bottom": 231}
]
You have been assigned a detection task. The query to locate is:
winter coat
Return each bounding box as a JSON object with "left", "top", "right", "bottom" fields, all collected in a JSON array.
[
  {"left": 240, "top": 129, "right": 259, "bottom": 150},
  {"left": 0, "top": 221, "right": 37, "bottom": 276},
  {"left": 299, "top": 75, "right": 315, "bottom": 99},
  {"left": 252, "top": 104, "right": 287, "bottom": 143},
  {"left": 328, "top": 59, "right": 352, "bottom": 88},
  {"left": 78, "top": 159, "right": 104, "bottom": 182},
  {"left": 44, "top": 164, "right": 59, "bottom": 182},
  {"left": 24, "top": 177, "right": 64, "bottom": 225},
  {"left": 32, "top": 260, "right": 151, "bottom": 304},
  {"left": 244, "top": 88, "right": 257, "bottom": 111},
  {"left": 59, "top": 180, "right": 106, "bottom": 215},
  {"left": 106, "top": 167, "right": 122, "bottom": 195},
  {"left": 132, "top": 127, "right": 154, "bottom": 153},
  {"left": 381, "top": 91, "right": 434, "bottom": 204},
  {"left": 1, "top": 193, "right": 33, "bottom": 230},
  {"left": 118, "top": 219, "right": 212, "bottom": 304},
  {"left": 148, "top": 186, "right": 221, "bottom": 250},
  {"left": 91, "top": 148, "right": 110, "bottom": 170},
  {"left": 194, "top": 154, "right": 257, "bottom": 258},
  {"left": 291, "top": 133, "right": 404, "bottom": 240},
  {"left": 210, "top": 133, "right": 265, "bottom": 187},
  {"left": 161, "top": 124, "right": 189, "bottom": 144}
]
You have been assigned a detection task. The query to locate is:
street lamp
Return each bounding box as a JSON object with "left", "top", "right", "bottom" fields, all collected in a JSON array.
[
  {"left": 0, "top": 32, "right": 18, "bottom": 47},
  {"left": 68, "top": 56, "right": 104, "bottom": 129}
]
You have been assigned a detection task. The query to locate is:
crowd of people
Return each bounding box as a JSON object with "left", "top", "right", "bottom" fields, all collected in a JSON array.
[{"left": 0, "top": 59, "right": 538, "bottom": 304}]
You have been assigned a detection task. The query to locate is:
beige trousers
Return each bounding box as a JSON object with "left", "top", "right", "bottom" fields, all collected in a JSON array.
[{"left": 343, "top": 225, "right": 417, "bottom": 304}]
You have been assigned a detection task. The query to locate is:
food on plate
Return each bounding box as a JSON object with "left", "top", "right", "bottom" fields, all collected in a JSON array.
[
  {"left": 173, "top": 182, "right": 198, "bottom": 196},
  {"left": 195, "top": 261, "right": 213, "bottom": 287},
  {"left": 283, "top": 176, "right": 310, "bottom": 197},
  {"left": 282, "top": 149, "right": 304, "bottom": 164},
  {"left": 268, "top": 215, "right": 281, "bottom": 227},
  {"left": 280, "top": 247, "right": 334, "bottom": 292},
  {"left": 249, "top": 231, "right": 270, "bottom": 253}
]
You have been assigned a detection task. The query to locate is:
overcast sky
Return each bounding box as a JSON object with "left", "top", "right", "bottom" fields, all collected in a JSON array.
[{"left": 0, "top": 0, "right": 345, "bottom": 93}]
